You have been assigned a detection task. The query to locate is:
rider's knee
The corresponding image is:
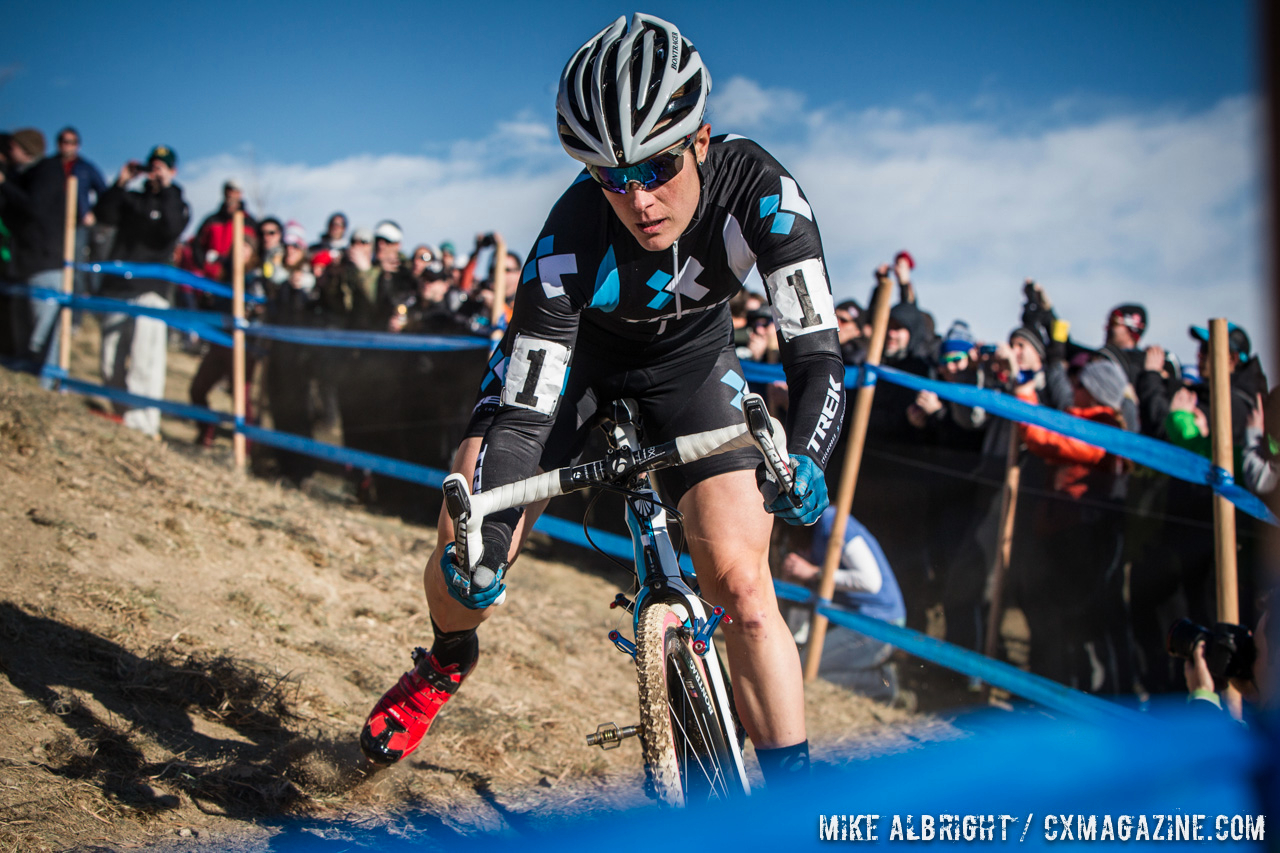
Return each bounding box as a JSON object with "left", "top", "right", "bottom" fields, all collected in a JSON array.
[{"left": 715, "top": 574, "right": 777, "bottom": 637}]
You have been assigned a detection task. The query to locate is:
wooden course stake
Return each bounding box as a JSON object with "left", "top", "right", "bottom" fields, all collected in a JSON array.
[
  {"left": 802, "top": 271, "right": 894, "bottom": 682},
  {"left": 232, "top": 211, "right": 247, "bottom": 470}
]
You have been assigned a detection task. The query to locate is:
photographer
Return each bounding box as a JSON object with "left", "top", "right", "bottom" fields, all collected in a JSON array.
[
  {"left": 93, "top": 145, "right": 190, "bottom": 437},
  {"left": 1172, "top": 604, "right": 1272, "bottom": 721}
]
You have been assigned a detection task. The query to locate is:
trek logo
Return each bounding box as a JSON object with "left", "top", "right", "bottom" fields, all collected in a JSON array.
[
  {"left": 524, "top": 235, "right": 577, "bottom": 299},
  {"left": 805, "top": 375, "right": 843, "bottom": 455},
  {"left": 758, "top": 176, "right": 813, "bottom": 236}
]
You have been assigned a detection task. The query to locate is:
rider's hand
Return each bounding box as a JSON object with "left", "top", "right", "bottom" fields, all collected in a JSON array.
[
  {"left": 765, "top": 454, "right": 828, "bottom": 527},
  {"left": 441, "top": 543, "right": 507, "bottom": 610}
]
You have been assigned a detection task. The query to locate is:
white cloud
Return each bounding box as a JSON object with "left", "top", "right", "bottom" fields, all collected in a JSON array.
[
  {"left": 711, "top": 78, "right": 1265, "bottom": 365},
  {"left": 178, "top": 121, "right": 580, "bottom": 262},
  {"left": 178, "top": 81, "right": 1267, "bottom": 366}
]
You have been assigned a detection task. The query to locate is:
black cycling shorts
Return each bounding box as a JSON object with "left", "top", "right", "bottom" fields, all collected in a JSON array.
[{"left": 466, "top": 333, "right": 761, "bottom": 506}]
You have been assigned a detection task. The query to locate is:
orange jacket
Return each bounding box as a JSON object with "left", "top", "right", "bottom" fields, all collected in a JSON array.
[{"left": 1016, "top": 389, "right": 1124, "bottom": 499}]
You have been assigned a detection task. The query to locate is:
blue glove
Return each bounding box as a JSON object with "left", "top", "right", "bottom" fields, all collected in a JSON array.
[
  {"left": 765, "top": 454, "right": 828, "bottom": 527},
  {"left": 441, "top": 543, "right": 507, "bottom": 610}
]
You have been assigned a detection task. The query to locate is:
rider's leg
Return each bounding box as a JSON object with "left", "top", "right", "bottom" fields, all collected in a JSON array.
[
  {"left": 361, "top": 437, "right": 550, "bottom": 764},
  {"left": 678, "top": 468, "right": 806, "bottom": 750}
]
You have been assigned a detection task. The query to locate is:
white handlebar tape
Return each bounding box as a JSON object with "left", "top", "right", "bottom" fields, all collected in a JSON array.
[{"left": 469, "top": 468, "right": 565, "bottom": 520}]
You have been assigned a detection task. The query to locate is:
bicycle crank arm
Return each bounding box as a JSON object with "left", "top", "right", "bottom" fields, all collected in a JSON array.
[{"left": 586, "top": 721, "right": 641, "bottom": 750}]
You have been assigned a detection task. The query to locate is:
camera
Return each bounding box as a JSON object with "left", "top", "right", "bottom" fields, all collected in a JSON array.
[
  {"left": 1167, "top": 618, "right": 1256, "bottom": 688},
  {"left": 477, "top": 233, "right": 497, "bottom": 249},
  {"left": 978, "top": 343, "right": 999, "bottom": 356}
]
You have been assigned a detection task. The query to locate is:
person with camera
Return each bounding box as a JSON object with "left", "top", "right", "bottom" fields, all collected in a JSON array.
[
  {"left": 92, "top": 145, "right": 190, "bottom": 437},
  {"left": 1170, "top": 606, "right": 1272, "bottom": 721},
  {"left": 360, "top": 13, "right": 845, "bottom": 785}
]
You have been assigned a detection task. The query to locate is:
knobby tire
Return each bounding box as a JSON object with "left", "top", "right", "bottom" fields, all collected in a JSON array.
[{"left": 635, "top": 601, "right": 744, "bottom": 806}]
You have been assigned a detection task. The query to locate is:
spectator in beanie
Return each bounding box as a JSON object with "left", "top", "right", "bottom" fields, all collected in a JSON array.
[
  {"left": 1016, "top": 358, "right": 1135, "bottom": 693},
  {"left": 438, "top": 240, "right": 460, "bottom": 287},
  {"left": 93, "top": 145, "right": 191, "bottom": 436},
  {"left": 265, "top": 224, "right": 323, "bottom": 482},
  {"left": 907, "top": 320, "right": 988, "bottom": 446}
]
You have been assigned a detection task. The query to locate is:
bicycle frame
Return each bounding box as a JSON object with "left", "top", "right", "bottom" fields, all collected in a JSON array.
[
  {"left": 440, "top": 392, "right": 794, "bottom": 801},
  {"left": 605, "top": 404, "right": 751, "bottom": 794}
]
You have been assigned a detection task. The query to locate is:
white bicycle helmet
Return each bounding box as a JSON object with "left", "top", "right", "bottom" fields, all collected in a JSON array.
[{"left": 557, "top": 13, "right": 711, "bottom": 168}]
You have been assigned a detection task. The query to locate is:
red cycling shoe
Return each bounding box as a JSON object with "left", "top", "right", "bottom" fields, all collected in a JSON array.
[{"left": 360, "top": 648, "right": 471, "bottom": 765}]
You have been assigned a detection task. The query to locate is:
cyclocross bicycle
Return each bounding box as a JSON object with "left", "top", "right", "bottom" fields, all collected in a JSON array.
[{"left": 441, "top": 393, "right": 798, "bottom": 807}]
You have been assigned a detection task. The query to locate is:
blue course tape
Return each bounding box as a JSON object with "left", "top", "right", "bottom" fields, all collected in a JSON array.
[
  {"left": 741, "top": 360, "right": 1277, "bottom": 524},
  {"left": 59, "top": 376, "right": 229, "bottom": 425},
  {"left": 239, "top": 424, "right": 450, "bottom": 488},
  {"left": 244, "top": 324, "right": 493, "bottom": 352},
  {"left": 74, "top": 261, "right": 266, "bottom": 304},
  {"left": 774, "top": 580, "right": 1144, "bottom": 725}
]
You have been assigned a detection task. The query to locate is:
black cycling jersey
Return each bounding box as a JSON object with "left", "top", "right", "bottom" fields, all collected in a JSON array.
[{"left": 469, "top": 135, "right": 846, "bottom": 561}]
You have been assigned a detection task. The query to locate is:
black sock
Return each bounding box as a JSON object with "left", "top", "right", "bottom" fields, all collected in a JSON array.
[
  {"left": 426, "top": 617, "right": 479, "bottom": 674},
  {"left": 755, "top": 740, "right": 810, "bottom": 786}
]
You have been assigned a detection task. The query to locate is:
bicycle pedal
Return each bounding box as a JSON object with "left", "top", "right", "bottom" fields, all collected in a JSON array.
[
  {"left": 585, "top": 721, "right": 640, "bottom": 750},
  {"left": 608, "top": 630, "right": 637, "bottom": 659}
]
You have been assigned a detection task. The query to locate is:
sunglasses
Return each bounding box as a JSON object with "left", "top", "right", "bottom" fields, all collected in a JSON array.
[
  {"left": 587, "top": 134, "right": 696, "bottom": 194},
  {"left": 261, "top": 229, "right": 280, "bottom": 236},
  {"left": 351, "top": 238, "right": 370, "bottom": 245}
]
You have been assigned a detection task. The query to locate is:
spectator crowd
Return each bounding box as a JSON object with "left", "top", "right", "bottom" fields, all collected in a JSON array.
[{"left": 1, "top": 126, "right": 1274, "bottom": 707}]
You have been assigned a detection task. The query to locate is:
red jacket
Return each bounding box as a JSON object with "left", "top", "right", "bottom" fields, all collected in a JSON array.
[{"left": 192, "top": 204, "right": 257, "bottom": 282}]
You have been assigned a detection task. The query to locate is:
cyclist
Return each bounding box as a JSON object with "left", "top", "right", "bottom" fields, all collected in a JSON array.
[{"left": 361, "top": 12, "right": 846, "bottom": 786}]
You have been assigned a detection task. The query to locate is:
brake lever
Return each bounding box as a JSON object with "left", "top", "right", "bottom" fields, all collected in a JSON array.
[
  {"left": 442, "top": 473, "right": 475, "bottom": 573},
  {"left": 741, "top": 394, "right": 801, "bottom": 508}
]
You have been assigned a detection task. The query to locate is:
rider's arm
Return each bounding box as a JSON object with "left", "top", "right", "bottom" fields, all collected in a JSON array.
[
  {"left": 739, "top": 143, "right": 846, "bottom": 469},
  {"left": 472, "top": 250, "right": 584, "bottom": 566}
]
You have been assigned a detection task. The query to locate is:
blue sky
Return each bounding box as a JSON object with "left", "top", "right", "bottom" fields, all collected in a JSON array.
[{"left": 4, "top": 1, "right": 1263, "bottom": 362}]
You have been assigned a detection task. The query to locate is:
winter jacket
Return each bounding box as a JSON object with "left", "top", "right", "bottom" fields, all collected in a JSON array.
[
  {"left": 93, "top": 181, "right": 190, "bottom": 299},
  {"left": 192, "top": 204, "right": 258, "bottom": 282}
]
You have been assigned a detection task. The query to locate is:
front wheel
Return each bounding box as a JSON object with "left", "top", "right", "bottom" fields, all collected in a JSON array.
[{"left": 635, "top": 602, "right": 746, "bottom": 806}]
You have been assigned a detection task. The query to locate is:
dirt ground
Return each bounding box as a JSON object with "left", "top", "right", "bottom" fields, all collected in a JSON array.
[{"left": 0, "top": 337, "right": 965, "bottom": 852}]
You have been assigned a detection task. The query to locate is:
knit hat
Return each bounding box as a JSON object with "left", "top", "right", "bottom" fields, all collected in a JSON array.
[
  {"left": 1079, "top": 359, "right": 1128, "bottom": 411},
  {"left": 11, "top": 128, "right": 45, "bottom": 159},
  {"left": 283, "top": 220, "right": 308, "bottom": 249},
  {"left": 1008, "top": 326, "right": 1046, "bottom": 359},
  {"left": 146, "top": 144, "right": 177, "bottom": 168},
  {"left": 1108, "top": 304, "right": 1147, "bottom": 339},
  {"left": 439, "top": 241, "right": 456, "bottom": 255},
  {"left": 350, "top": 227, "right": 374, "bottom": 244},
  {"left": 940, "top": 320, "right": 976, "bottom": 361}
]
